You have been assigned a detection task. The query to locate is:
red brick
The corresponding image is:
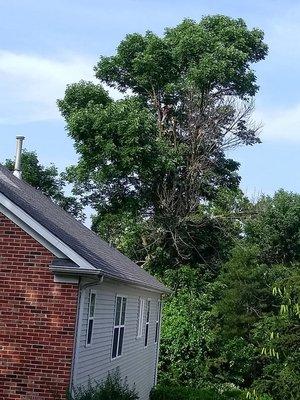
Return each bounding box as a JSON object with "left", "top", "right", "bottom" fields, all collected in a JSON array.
[{"left": 0, "top": 213, "right": 79, "bottom": 400}]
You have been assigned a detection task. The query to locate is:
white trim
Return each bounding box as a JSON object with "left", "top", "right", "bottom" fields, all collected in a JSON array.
[
  {"left": 51, "top": 265, "right": 167, "bottom": 293},
  {"left": 0, "top": 193, "right": 95, "bottom": 270},
  {"left": 154, "top": 297, "right": 163, "bottom": 386},
  {"left": 53, "top": 274, "right": 79, "bottom": 284},
  {"left": 0, "top": 203, "right": 64, "bottom": 257},
  {"left": 69, "top": 279, "right": 82, "bottom": 393},
  {"left": 50, "top": 266, "right": 102, "bottom": 276},
  {"left": 154, "top": 299, "right": 161, "bottom": 344}
]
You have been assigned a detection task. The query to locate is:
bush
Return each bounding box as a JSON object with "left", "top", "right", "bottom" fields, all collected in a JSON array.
[
  {"left": 150, "top": 385, "right": 243, "bottom": 400},
  {"left": 68, "top": 371, "right": 139, "bottom": 400}
]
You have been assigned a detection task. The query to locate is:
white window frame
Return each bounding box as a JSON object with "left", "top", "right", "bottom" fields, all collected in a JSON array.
[
  {"left": 155, "top": 300, "right": 161, "bottom": 344},
  {"left": 86, "top": 290, "right": 96, "bottom": 346},
  {"left": 137, "top": 298, "right": 145, "bottom": 339},
  {"left": 144, "top": 299, "right": 151, "bottom": 347},
  {"left": 111, "top": 295, "right": 127, "bottom": 359}
]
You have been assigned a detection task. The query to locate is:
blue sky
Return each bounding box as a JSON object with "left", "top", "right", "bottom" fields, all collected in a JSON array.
[{"left": 1, "top": 0, "right": 300, "bottom": 198}]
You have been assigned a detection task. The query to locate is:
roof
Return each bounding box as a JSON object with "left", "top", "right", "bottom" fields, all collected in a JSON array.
[{"left": 0, "top": 165, "right": 168, "bottom": 293}]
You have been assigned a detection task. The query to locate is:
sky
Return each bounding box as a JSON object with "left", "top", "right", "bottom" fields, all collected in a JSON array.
[{"left": 1, "top": 0, "right": 300, "bottom": 199}]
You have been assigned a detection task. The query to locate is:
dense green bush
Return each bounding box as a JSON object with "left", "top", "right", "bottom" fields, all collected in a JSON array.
[
  {"left": 68, "top": 371, "right": 139, "bottom": 400},
  {"left": 150, "top": 385, "right": 243, "bottom": 400},
  {"left": 159, "top": 192, "right": 300, "bottom": 400}
]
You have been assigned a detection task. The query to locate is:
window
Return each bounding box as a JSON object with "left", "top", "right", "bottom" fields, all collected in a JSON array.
[
  {"left": 144, "top": 300, "right": 151, "bottom": 347},
  {"left": 86, "top": 291, "right": 96, "bottom": 346},
  {"left": 155, "top": 300, "right": 161, "bottom": 344},
  {"left": 112, "top": 296, "right": 127, "bottom": 359},
  {"left": 137, "top": 298, "right": 145, "bottom": 338}
]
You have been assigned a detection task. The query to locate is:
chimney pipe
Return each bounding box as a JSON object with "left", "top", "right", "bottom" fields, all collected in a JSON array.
[{"left": 13, "top": 136, "right": 25, "bottom": 179}]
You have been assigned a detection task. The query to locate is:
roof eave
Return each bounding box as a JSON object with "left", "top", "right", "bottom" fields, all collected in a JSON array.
[
  {"left": 0, "top": 177, "right": 170, "bottom": 295},
  {"left": 50, "top": 265, "right": 171, "bottom": 294}
]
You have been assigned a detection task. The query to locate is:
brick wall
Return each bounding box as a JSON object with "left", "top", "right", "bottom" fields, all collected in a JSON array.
[{"left": 0, "top": 212, "right": 79, "bottom": 400}]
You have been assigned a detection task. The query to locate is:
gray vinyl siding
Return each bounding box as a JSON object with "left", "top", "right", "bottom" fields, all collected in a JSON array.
[{"left": 73, "top": 279, "right": 162, "bottom": 400}]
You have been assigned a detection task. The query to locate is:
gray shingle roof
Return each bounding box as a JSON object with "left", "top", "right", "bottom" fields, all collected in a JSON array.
[{"left": 0, "top": 165, "right": 168, "bottom": 293}]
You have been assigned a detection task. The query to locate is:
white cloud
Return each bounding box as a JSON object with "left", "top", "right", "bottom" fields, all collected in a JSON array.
[
  {"left": 1, "top": 51, "right": 299, "bottom": 144},
  {"left": 255, "top": 104, "right": 300, "bottom": 142},
  {"left": 0, "top": 51, "right": 124, "bottom": 125}
]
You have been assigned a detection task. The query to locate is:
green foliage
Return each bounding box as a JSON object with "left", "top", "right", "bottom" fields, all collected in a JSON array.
[
  {"left": 158, "top": 191, "right": 300, "bottom": 400},
  {"left": 251, "top": 268, "right": 300, "bottom": 400},
  {"left": 215, "top": 245, "right": 281, "bottom": 338},
  {"left": 68, "top": 371, "right": 138, "bottom": 400},
  {"left": 245, "top": 190, "right": 300, "bottom": 264},
  {"left": 4, "top": 150, "right": 83, "bottom": 219},
  {"left": 58, "top": 80, "right": 112, "bottom": 120},
  {"left": 159, "top": 278, "right": 259, "bottom": 389},
  {"left": 245, "top": 390, "right": 273, "bottom": 400},
  {"left": 159, "top": 273, "right": 221, "bottom": 386},
  {"left": 58, "top": 15, "right": 267, "bottom": 274},
  {"left": 57, "top": 14, "right": 291, "bottom": 400},
  {"left": 150, "top": 385, "right": 244, "bottom": 400},
  {"left": 97, "top": 16, "right": 267, "bottom": 98},
  {"left": 212, "top": 192, "right": 300, "bottom": 399}
]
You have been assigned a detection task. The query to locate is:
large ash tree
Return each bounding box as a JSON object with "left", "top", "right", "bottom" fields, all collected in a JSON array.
[{"left": 58, "top": 15, "right": 267, "bottom": 279}]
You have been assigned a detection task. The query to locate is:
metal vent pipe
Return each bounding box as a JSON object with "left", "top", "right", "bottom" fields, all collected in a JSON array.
[{"left": 13, "top": 135, "right": 25, "bottom": 179}]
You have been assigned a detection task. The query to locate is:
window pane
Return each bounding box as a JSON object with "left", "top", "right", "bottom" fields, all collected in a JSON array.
[
  {"left": 112, "top": 327, "right": 119, "bottom": 358},
  {"left": 115, "top": 297, "right": 122, "bottom": 325},
  {"left": 145, "top": 324, "right": 149, "bottom": 347},
  {"left": 118, "top": 326, "right": 125, "bottom": 356},
  {"left": 137, "top": 299, "right": 144, "bottom": 337},
  {"left": 157, "top": 301, "right": 161, "bottom": 320},
  {"left": 121, "top": 298, "right": 127, "bottom": 325},
  {"left": 155, "top": 322, "right": 159, "bottom": 344},
  {"left": 146, "top": 300, "right": 150, "bottom": 322},
  {"left": 89, "top": 293, "right": 96, "bottom": 317},
  {"left": 87, "top": 319, "right": 94, "bottom": 345}
]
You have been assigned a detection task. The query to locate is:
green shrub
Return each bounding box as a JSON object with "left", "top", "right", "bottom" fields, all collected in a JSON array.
[
  {"left": 68, "top": 371, "right": 139, "bottom": 400},
  {"left": 150, "top": 385, "right": 243, "bottom": 400}
]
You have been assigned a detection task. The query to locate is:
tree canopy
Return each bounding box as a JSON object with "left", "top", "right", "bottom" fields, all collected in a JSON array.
[
  {"left": 58, "top": 15, "right": 267, "bottom": 277},
  {"left": 57, "top": 14, "right": 300, "bottom": 400},
  {"left": 160, "top": 191, "right": 300, "bottom": 399}
]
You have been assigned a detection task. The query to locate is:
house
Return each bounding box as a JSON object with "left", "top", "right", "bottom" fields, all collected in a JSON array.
[{"left": 0, "top": 147, "right": 169, "bottom": 399}]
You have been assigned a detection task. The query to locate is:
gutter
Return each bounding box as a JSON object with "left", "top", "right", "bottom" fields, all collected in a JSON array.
[{"left": 50, "top": 265, "right": 171, "bottom": 294}]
